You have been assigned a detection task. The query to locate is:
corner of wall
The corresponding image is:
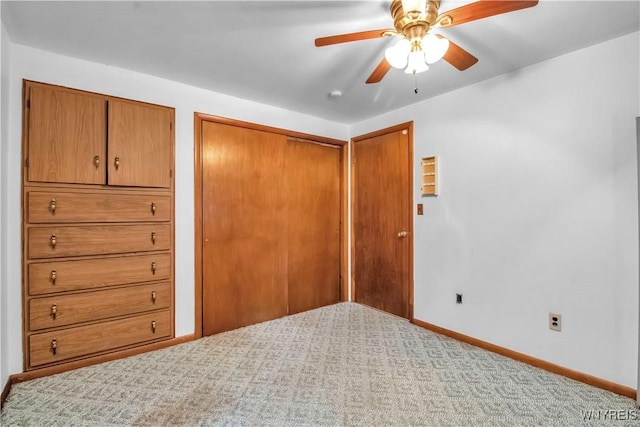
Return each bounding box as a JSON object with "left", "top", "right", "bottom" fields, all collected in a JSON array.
[{"left": 0, "top": 13, "right": 13, "bottom": 390}]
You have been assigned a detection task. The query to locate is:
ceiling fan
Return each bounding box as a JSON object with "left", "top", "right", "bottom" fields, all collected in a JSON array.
[{"left": 315, "top": 0, "right": 539, "bottom": 84}]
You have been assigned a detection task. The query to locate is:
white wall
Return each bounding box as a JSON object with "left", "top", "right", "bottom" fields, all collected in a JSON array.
[
  {"left": 0, "top": 9, "right": 8, "bottom": 390},
  {"left": 352, "top": 32, "right": 640, "bottom": 388},
  {"left": 2, "top": 42, "right": 349, "bottom": 379}
]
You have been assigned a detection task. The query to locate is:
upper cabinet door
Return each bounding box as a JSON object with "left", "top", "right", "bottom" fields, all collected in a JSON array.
[
  {"left": 107, "top": 100, "right": 173, "bottom": 188},
  {"left": 27, "top": 85, "right": 107, "bottom": 184}
]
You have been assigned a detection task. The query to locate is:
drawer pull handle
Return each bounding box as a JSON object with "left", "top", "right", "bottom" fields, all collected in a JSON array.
[
  {"left": 151, "top": 202, "right": 157, "bottom": 215},
  {"left": 151, "top": 231, "right": 156, "bottom": 245},
  {"left": 50, "top": 269, "right": 57, "bottom": 285},
  {"left": 51, "top": 304, "right": 57, "bottom": 320},
  {"left": 151, "top": 262, "right": 157, "bottom": 275},
  {"left": 94, "top": 155, "right": 100, "bottom": 169},
  {"left": 50, "top": 234, "right": 57, "bottom": 249},
  {"left": 151, "top": 291, "right": 157, "bottom": 304},
  {"left": 114, "top": 156, "right": 120, "bottom": 170},
  {"left": 151, "top": 321, "right": 156, "bottom": 334},
  {"left": 49, "top": 198, "right": 56, "bottom": 214},
  {"left": 51, "top": 339, "right": 57, "bottom": 355}
]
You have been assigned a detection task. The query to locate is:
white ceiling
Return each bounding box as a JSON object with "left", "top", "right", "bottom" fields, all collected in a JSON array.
[{"left": 2, "top": 1, "right": 639, "bottom": 124}]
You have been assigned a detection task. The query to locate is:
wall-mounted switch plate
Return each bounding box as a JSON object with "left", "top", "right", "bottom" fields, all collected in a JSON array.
[{"left": 417, "top": 204, "right": 424, "bottom": 215}]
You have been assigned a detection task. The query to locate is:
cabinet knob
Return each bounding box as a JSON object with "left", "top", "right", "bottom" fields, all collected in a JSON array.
[
  {"left": 397, "top": 231, "right": 408, "bottom": 238},
  {"left": 50, "top": 234, "right": 57, "bottom": 249},
  {"left": 114, "top": 157, "right": 120, "bottom": 170},
  {"left": 151, "top": 261, "right": 157, "bottom": 275},
  {"left": 93, "top": 155, "right": 100, "bottom": 169},
  {"left": 51, "top": 304, "right": 57, "bottom": 320},
  {"left": 151, "top": 321, "right": 156, "bottom": 334},
  {"left": 50, "top": 269, "right": 57, "bottom": 285},
  {"left": 151, "top": 231, "right": 157, "bottom": 245},
  {"left": 151, "top": 202, "right": 157, "bottom": 215},
  {"left": 51, "top": 339, "right": 57, "bottom": 355},
  {"left": 151, "top": 291, "right": 157, "bottom": 304},
  {"left": 49, "top": 198, "right": 56, "bottom": 214}
]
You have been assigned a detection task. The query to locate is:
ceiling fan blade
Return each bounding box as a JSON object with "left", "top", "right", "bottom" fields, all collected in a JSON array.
[
  {"left": 315, "top": 29, "right": 393, "bottom": 47},
  {"left": 366, "top": 58, "right": 392, "bottom": 84},
  {"left": 437, "top": 36, "right": 478, "bottom": 71},
  {"left": 437, "top": 1, "right": 538, "bottom": 28}
]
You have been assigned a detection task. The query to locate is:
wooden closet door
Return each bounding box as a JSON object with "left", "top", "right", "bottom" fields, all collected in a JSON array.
[
  {"left": 287, "top": 139, "right": 341, "bottom": 314},
  {"left": 27, "top": 85, "right": 106, "bottom": 184},
  {"left": 202, "top": 122, "right": 288, "bottom": 336}
]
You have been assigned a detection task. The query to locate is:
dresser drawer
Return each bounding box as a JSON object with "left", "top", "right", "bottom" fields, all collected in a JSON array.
[
  {"left": 28, "top": 224, "right": 171, "bottom": 259},
  {"left": 27, "top": 191, "right": 171, "bottom": 223},
  {"left": 28, "top": 253, "right": 170, "bottom": 295},
  {"left": 29, "top": 282, "right": 171, "bottom": 331},
  {"left": 29, "top": 310, "right": 171, "bottom": 367}
]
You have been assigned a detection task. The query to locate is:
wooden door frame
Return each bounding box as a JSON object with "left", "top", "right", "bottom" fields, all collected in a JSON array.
[
  {"left": 193, "top": 113, "right": 348, "bottom": 338},
  {"left": 351, "top": 122, "right": 414, "bottom": 320}
]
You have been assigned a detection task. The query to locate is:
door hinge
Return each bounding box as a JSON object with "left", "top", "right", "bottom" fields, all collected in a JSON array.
[
  {"left": 170, "top": 122, "right": 173, "bottom": 131},
  {"left": 170, "top": 169, "right": 173, "bottom": 178},
  {"left": 25, "top": 158, "right": 29, "bottom": 168},
  {"left": 26, "top": 99, "right": 31, "bottom": 108}
]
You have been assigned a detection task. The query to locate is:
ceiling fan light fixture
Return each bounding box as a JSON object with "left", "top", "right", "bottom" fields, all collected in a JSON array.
[
  {"left": 405, "top": 50, "right": 429, "bottom": 74},
  {"left": 385, "top": 39, "right": 411, "bottom": 69},
  {"left": 422, "top": 34, "right": 449, "bottom": 64}
]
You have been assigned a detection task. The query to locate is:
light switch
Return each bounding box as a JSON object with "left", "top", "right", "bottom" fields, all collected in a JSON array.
[{"left": 417, "top": 204, "right": 423, "bottom": 215}]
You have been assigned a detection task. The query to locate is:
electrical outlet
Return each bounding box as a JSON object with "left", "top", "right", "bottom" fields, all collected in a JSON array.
[
  {"left": 549, "top": 313, "right": 561, "bottom": 332},
  {"left": 456, "top": 294, "right": 463, "bottom": 304}
]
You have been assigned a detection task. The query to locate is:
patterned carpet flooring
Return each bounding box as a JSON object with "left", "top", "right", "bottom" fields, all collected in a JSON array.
[{"left": 1, "top": 302, "right": 637, "bottom": 426}]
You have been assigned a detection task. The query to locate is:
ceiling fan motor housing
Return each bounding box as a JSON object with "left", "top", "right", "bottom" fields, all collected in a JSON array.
[{"left": 391, "top": 0, "right": 440, "bottom": 41}]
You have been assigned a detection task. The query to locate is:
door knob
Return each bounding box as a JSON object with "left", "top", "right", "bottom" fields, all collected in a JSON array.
[{"left": 397, "top": 231, "right": 408, "bottom": 238}]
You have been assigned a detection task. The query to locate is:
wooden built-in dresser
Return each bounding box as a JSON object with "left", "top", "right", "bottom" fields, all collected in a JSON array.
[{"left": 22, "top": 80, "right": 175, "bottom": 371}]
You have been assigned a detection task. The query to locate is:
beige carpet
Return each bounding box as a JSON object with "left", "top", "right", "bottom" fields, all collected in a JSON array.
[{"left": 1, "top": 302, "right": 637, "bottom": 426}]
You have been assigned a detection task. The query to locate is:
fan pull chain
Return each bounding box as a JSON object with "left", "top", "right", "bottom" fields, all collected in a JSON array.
[{"left": 414, "top": 73, "right": 419, "bottom": 94}]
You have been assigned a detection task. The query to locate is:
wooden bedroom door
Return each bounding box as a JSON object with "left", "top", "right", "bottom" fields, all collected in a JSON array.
[
  {"left": 352, "top": 123, "right": 413, "bottom": 319},
  {"left": 201, "top": 122, "right": 288, "bottom": 335},
  {"left": 287, "top": 138, "right": 341, "bottom": 314}
]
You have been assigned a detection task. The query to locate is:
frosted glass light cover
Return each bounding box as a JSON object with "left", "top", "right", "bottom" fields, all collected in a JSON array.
[
  {"left": 384, "top": 39, "right": 411, "bottom": 69},
  {"left": 405, "top": 50, "right": 429, "bottom": 74},
  {"left": 423, "top": 34, "right": 450, "bottom": 64}
]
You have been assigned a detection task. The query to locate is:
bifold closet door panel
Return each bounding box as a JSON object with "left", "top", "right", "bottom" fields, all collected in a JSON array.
[
  {"left": 287, "top": 139, "right": 341, "bottom": 314},
  {"left": 202, "top": 122, "right": 288, "bottom": 336}
]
